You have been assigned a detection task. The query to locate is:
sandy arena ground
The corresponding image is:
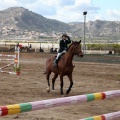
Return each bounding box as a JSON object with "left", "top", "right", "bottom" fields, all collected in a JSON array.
[{"left": 0, "top": 52, "right": 120, "bottom": 120}]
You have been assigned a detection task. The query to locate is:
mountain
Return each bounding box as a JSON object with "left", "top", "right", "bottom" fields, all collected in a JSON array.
[
  {"left": 69, "top": 20, "right": 120, "bottom": 38},
  {"left": 0, "top": 7, "right": 119, "bottom": 39},
  {"left": 0, "top": 7, "right": 70, "bottom": 33}
]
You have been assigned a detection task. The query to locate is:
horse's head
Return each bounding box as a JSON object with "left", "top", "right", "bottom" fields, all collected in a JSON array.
[{"left": 68, "top": 40, "right": 83, "bottom": 57}]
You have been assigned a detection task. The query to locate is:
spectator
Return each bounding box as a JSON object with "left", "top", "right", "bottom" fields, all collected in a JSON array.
[
  {"left": 108, "top": 50, "right": 112, "bottom": 55},
  {"left": 16, "top": 43, "right": 22, "bottom": 50},
  {"left": 40, "top": 47, "right": 44, "bottom": 52},
  {"left": 50, "top": 48, "right": 53, "bottom": 52},
  {"left": 54, "top": 48, "right": 57, "bottom": 52},
  {"left": 29, "top": 44, "right": 32, "bottom": 51}
]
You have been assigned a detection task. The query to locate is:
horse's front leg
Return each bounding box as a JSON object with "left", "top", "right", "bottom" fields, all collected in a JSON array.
[
  {"left": 66, "top": 74, "right": 73, "bottom": 94},
  {"left": 60, "top": 74, "right": 64, "bottom": 95},
  {"left": 46, "top": 72, "right": 51, "bottom": 93}
]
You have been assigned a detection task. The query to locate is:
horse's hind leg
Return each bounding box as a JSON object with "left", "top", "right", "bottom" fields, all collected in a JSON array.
[
  {"left": 46, "top": 72, "right": 51, "bottom": 93},
  {"left": 60, "top": 74, "right": 64, "bottom": 95},
  {"left": 66, "top": 74, "right": 73, "bottom": 94},
  {"left": 52, "top": 73, "right": 58, "bottom": 90}
]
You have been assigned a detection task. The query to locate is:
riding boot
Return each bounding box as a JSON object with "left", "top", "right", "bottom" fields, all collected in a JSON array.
[{"left": 53, "top": 59, "right": 58, "bottom": 67}]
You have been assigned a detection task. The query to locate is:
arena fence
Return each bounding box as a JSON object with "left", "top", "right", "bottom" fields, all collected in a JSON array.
[
  {"left": 0, "top": 46, "right": 20, "bottom": 75},
  {"left": 0, "top": 90, "right": 119, "bottom": 117},
  {"left": 74, "top": 54, "right": 120, "bottom": 64}
]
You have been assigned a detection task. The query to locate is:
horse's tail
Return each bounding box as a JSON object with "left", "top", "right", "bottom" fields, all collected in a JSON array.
[{"left": 43, "top": 62, "right": 47, "bottom": 74}]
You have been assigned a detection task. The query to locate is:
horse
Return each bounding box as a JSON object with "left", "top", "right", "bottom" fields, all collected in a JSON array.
[
  {"left": 9, "top": 46, "right": 31, "bottom": 52},
  {"left": 44, "top": 40, "right": 83, "bottom": 95},
  {"left": 20, "top": 46, "right": 31, "bottom": 52}
]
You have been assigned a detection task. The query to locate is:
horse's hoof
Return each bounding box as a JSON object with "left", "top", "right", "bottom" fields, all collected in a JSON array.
[
  {"left": 66, "top": 90, "right": 70, "bottom": 95},
  {"left": 47, "top": 89, "right": 50, "bottom": 93},
  {"left": 64, "top": 94, "right": 68, "bottom": 97},
  {"left": 60, "top": 92, "right": 65, "bottom": 96},
  {"left": 61, "top": 94, "right": 68, "bottom": 97},
  {"left": 47, "top": 88, "right": 50, "bottom": 93},
  {"left": 52, "top": 89, "right": 55, "bottom": 92}
]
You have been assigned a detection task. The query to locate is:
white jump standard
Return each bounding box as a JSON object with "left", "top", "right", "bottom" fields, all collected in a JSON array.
[{"left": 0, "top": 46, "right": 20, "bottom": 75}]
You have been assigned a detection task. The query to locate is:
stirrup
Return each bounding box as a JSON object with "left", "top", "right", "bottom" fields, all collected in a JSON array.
[
  {"left": 53, "top": 59, "right": 58, "bottom": 67},
  {"left": 53, "top": 63, "right": 57, "bottom": 67}
]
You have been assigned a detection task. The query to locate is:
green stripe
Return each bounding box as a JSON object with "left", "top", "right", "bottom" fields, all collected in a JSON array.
[
  {"left": 85, "top": 118, "right": 94, "bottom": 120},
  {"left": 86, "top": 94, "right": 95, "bottom": 101},
  {"left": 20, "top": 103, "right": 32, "bottom": 113}
]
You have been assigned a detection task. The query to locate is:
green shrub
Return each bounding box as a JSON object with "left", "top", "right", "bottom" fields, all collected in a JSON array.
[
  {"left": 87, "top": 43, "right": 120, "bottom": 54},
  {"left": 112, "top": 44, "right": 120, "bottom": 54}
]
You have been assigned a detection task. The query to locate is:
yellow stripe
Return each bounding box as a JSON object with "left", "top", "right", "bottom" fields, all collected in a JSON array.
[
  {"left": 94, "top": 116, "right": 102, "bottom": 120},
  {"left": 93, "top": 93, "right": 102, "bottom": 100},
  {"left": 7, "top": 104, "right": 21, "bottom": 115},
  {"left": 14, "top": 60, "right": 18, "bottom": 63}
]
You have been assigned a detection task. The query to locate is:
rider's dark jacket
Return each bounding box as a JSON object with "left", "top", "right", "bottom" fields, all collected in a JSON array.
[{"left": 58, "top": 37, "right": 71, "bottom": 53}]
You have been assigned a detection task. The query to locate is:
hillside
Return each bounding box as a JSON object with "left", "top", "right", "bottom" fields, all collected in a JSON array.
[
  {"left": 0, "top": 7, "right": 70, "bottom": 38},
  {"left": 0, "top": 7, "right": 119, "bottom": 39},
  {"left": 70, "top": 20, "right": 120, "bottom": 39}
]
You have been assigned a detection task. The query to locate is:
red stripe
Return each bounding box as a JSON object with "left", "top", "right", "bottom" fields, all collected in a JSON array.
[
  {"left": 101, "top": 93, "right": 106, "bottom": 99},
  {"left": 0, "top": 106, "right": 8, "bottom": 116},
  {"left": 101, "top": 115, "right": 106, "bottom": 120}
]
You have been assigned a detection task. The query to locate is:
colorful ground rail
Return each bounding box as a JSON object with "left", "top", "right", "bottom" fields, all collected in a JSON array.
[
  {"left": 80, "top": 111, "right": 120, "bottom": 120},
  {"left": 0, "top": 90, "right": 119, "bottom": 117},
  {"left": 0, "top": 46, "right": 20, "bottom": 75}
]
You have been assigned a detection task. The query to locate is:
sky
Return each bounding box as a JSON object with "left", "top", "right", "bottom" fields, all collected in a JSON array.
[{"left": 0, "top": 0, "right": 120, "bottom": 23}]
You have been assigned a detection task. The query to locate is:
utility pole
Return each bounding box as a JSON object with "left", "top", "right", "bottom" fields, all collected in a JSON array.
[{"left": 83, "top": 11, "right": 87, "bottom": 54}]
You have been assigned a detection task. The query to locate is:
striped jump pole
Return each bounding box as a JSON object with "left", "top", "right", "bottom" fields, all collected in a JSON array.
[
  {"left": 0, "top": 62, "right": 14, "bottom": 70},
  {"left": 0, "top": 54, "right": 15, "bottom": 57},
  {"left": 0, "top": 59, "right": 14, "bottom": 61},
  {"left": 0, "top": 71, "right": 17, "bottom": 75},
  {"left": 0, "top": 90, "right": 119, "bottom": 117},
  {"left": 80, "top": 111, "right": 120, "bottom": 120}
]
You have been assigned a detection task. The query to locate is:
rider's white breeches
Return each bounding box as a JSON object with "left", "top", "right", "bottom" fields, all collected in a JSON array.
[{"left": 56, "top": 50, "right": 66, "bottom": 59}]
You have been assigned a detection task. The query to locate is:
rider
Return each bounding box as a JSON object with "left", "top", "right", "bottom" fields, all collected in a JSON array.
[
  {"left": 16, "top": 43, "right": 22, "bottom": 50},
  {"left": 54, "top": 34, "right": 71, "bottom": 66}
]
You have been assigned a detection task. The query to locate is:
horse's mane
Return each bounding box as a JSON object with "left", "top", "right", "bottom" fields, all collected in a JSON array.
[{"left": 68, "top": 41, "right": 80, "bottom": 50}]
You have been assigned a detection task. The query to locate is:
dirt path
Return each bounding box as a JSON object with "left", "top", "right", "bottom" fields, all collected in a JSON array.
[{"left": 0, "top": 53, "right": 120, "bottom": 120}]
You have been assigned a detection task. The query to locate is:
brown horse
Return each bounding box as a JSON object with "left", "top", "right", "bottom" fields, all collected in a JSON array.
[
  {"left": 9, "top": 46, "right": 31, "bottom": 52},
  {"left": 45, "top": 40, "right": 83, "bottom": 95},
  {"left": 20, "top": 46, "right": 31, "bottom": 52}
]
